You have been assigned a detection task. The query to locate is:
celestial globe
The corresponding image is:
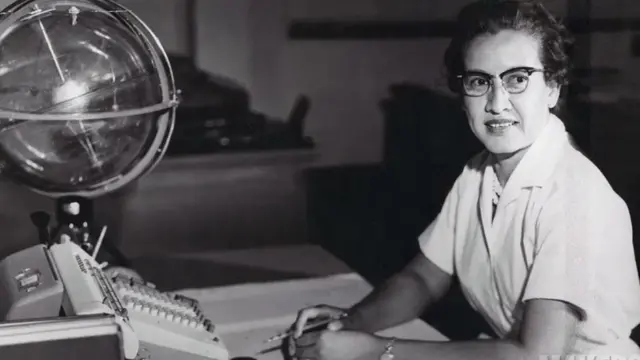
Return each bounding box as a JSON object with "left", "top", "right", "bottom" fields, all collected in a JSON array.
[{"left": 0, "top": 0, "right": 178, "bottom": 199}]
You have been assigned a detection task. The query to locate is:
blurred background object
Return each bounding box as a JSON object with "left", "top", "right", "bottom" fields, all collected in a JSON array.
[{"left": 164, "top": 55, "right": 314, "bottom": 156}]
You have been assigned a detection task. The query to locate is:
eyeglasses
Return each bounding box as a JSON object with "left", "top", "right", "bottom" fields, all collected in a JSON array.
[{"left": 456, "top": 67, "right": 545, "bottom": 97}]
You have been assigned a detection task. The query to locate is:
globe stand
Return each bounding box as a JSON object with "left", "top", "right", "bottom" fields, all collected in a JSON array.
[
  {"left": 53, "top": 196, "right": 92, "bottom": 246},
  {"left": 30, "top": 196, "right": 132, "bottom": 268}
]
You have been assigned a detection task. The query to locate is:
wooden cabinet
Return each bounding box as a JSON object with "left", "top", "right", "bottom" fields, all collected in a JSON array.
[{"left": 119, "top": 150, "right": 318, "bottom": 256}]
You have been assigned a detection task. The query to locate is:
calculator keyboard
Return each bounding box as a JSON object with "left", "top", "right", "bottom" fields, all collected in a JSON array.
[{"left": 111, "top": 274, "right": 228, "bottom": 360}]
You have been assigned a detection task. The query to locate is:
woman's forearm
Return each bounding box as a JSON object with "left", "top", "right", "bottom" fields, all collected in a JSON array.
[
  {"left": 344, "top": 271, "right": 442, "bottom": 333},
  {"left": 371, "top": 337, "right": 532, "bottom": 360}
]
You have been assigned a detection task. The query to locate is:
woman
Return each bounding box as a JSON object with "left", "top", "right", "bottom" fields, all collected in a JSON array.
[{"left": 290, "top": 1, "right": 640, "bottom": 359}]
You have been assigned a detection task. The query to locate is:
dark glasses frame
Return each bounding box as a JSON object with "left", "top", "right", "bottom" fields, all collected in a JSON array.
[{"left": 456, "top": 67, "right": 545, "bottom": 97}]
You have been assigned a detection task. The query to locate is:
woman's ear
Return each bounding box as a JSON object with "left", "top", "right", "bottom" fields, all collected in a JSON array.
[{"left": 547, "top": 83, "right": 561, "bottom": 109}]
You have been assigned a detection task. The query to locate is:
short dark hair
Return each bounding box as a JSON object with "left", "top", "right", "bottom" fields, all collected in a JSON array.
[{"left": 444, "top": 0, "right": 574, "bottom": 95}]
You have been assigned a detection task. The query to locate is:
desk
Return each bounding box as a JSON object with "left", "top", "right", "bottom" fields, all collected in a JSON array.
[{"left": 178, "top": 273, "right": 448, "bottom": 359}]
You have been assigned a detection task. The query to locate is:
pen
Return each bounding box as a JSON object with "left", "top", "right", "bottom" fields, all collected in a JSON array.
[{"left": 264, "top": 312, "right": 348, "bottom": 343}]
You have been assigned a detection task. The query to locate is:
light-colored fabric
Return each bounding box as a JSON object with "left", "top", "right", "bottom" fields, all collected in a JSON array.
[{"left": 419, "top": 115, "right": 640, "bottom": 355}]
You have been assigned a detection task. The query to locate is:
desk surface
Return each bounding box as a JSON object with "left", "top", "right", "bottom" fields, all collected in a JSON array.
[{"left": 179, "top": 273, "right": 448, "bottom": 359}]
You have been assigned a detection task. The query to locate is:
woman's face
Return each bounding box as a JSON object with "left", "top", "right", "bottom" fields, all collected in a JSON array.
[{"left": 461, "top": 29, "right": 560, "bottom": 155}]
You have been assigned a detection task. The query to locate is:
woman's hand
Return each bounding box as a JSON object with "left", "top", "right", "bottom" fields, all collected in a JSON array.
[
  {"left": 288, "top": 304, "right": 383, "bottom": 360},
  {"left": 291, "top": 328, "right": 383, "bottom": 360},
  {"left": 293, "top": 304, "right": 348, "bottom": 336}
]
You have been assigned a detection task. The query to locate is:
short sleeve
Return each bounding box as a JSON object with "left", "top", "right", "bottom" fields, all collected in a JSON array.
[
  {"left": 418, "top": 174, "right": 462, "bottom": 275},
  {"left": 522, "top": 186, "right": 629, "bottom": 319}
]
